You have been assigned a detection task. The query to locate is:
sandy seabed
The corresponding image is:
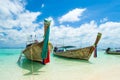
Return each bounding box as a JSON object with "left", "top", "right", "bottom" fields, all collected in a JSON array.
[{"left": 0, "top": 50, "right": 120, "bottom": 80}]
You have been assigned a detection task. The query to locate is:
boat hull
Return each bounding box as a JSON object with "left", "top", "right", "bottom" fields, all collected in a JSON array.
[
  {"left": 106, "top": 51, "right": 120, "bottom": 55},
  {"left": 22, "top": 19, "right": 52, "bottom": 63},
  {"left": 53, "top": 46, "right": 95, "bottom": 60},
  {"left": 53, "top": 32, "right": 102, "bottom": 60},
  {"left": 23, "top": 41, "right": 53, "bottom": 62},
  {"left": 22, "top": 41, "right": 43, "bottom": 62},
  {"left": 106, "top": 48, "right": 120, "bottom": 55}
]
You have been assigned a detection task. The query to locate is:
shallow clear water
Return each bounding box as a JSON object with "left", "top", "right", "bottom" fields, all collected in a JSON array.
[{"left": 0, "top": 49, "right": 120, "bottom": 80}]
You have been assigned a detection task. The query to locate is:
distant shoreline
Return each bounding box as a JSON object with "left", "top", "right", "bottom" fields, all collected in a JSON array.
[{"left": 0, "top": 47, "right": 24, "bottom": 49}]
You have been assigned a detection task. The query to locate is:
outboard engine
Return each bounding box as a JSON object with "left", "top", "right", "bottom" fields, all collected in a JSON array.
[
  {"left": 106, "top": 48, "right": 111, "bottom": 53},
  {"left": 53, "top": 47, "right": 58, "bottom": 52}
]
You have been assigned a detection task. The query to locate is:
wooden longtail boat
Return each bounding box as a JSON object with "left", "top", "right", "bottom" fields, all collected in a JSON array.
[
  {"left": 53, "top": 33, "right": 102, "bottom": 60},
  {"left": 106, "top": 48, "right": 120, "bottom": 55},
  {"left": 21, "top": 19, "right": 53, "bottom": 64}
]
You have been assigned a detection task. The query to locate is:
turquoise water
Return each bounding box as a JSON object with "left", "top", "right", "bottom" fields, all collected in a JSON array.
[{"left": 0, "top": 49, "right": 120, "bottom": 80}]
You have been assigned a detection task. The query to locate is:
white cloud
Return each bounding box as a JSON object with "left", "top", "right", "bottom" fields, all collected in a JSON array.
[
  {"left": 50, "top": 20, "right": 98, "bottom": 48},
  {"left": 0, "top": 0, "right": 42, "bottom": 47},
  {"left": 41, "top": 4, "right": 44, "bottom": 8},
  {"left": 0, "top": 0, "right": 24, "bottom": 19},
  {"left": 58, "top": 8, "right": 86, "bottom": 23},
  {"left": 50, "top": 21, "right": 120, "bottom": 49},
  {"left": 100, "top": 17, "right": 108, "bottom": 23},
  {"left": 0, "top": 0, "right": 41, "bottom": 29},
  {"left": 17, "top": 11, "right": 41, "bottom": 29},
  {"left": 99, "top": 22, "right": 120, "bottom": 48},
  {"left": 0, "top": 0, "right": 119, "bottom": 49}
]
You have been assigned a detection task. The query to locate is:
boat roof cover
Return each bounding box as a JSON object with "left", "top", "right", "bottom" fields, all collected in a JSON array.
[{"left": 59, "top": 46, "right": 76, "bottom": 48}]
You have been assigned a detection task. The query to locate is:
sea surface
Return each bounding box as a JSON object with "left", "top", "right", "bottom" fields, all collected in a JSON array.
[{"left": 0, "top": 49, "right": 120, "bottom": 80}]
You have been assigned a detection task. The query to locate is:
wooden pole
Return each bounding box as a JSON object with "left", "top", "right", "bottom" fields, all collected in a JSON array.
[{"left": 17, "top": 52, "right": 22, "bottom": 62}]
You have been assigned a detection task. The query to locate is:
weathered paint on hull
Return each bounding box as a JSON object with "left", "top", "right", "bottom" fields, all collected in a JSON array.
[
  {"left": 106, "top": 51, "right": 120, "bottom": 55},
  {"left": 23, "top": 42, "right": 43, "bottom": 62},
  {"left": 22, "top": 19, "right": 52, "bottom": 63},
  {"left": 23, "top": 41, "right": 53, "bottom": 62},
  {"left": 53, "top": 46, "right": 95, "bottom": 60},
  {"left": 53, "top": 32, "right": 102, "bottom": 60}
]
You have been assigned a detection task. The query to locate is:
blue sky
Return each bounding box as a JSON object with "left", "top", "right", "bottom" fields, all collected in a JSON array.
[{"left": 0, "top": 0, "right": 120, "bottom": 48}]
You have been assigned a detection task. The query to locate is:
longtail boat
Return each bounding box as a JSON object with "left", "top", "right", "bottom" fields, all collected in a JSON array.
[
  {"left": 19, "top": 19, "right": 53, "bottom": 64},
  {"left": 106, "top": 48, "right": 120, "bottom": 55},
  {"left": 53, "top": 33, "right": 102, "bottom": 60}
]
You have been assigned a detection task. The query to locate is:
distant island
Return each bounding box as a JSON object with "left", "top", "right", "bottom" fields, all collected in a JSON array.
[{"left": 0, "top": 47, "right": 24, "bottom": 49}]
